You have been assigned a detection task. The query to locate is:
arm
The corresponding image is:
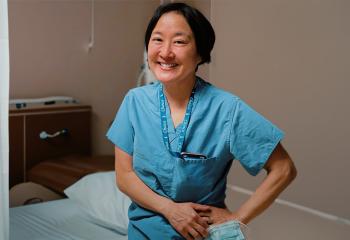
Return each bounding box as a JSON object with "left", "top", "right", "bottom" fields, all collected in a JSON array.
[
  {"left": 203, "top": 143, "right": 297, "bottom": 225},
  {"left": 115, "top": 146, "right": 171, "bottom": 214},
  {"left": 114, "top": 146, "right": 210, "bottom": 239}
]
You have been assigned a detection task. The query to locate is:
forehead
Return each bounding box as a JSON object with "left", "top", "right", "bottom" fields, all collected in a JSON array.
[{"left": 152, "top": 11, "right": 193, "bottom": 37}]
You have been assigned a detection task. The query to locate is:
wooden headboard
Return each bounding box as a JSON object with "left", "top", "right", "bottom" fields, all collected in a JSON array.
[{"left": 9, "top": 104, "right": 92, "bottom": 188}]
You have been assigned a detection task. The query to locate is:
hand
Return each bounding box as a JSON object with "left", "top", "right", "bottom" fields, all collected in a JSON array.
[
  {"left": 198, "top": 206, "right": 239, "bottom": 226},
  {"left": 163, "top": 202, "right": 211, "bottom": 240}
]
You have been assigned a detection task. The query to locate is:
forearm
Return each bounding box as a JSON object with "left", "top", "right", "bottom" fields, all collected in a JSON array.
[
  {"left": 117, "top": 171, "right": 172, "bottom": 216},
  {"left": 232, "top": 162, "right": 296, "bottom": 224}
]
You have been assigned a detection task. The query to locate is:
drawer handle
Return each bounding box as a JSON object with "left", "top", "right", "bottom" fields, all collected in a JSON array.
[{"left": 39, "top": 129, "right": 68, "bottom": 140}]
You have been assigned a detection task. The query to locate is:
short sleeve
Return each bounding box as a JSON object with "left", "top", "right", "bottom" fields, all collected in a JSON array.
[
  {"left": 229, "top": 98, "right": 284, "bottom": 176},
  {"left": 106, "top": 92, "right": 134, "bottom": 156}
]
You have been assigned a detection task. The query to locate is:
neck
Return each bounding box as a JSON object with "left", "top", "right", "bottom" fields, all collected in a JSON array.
[{"left": 163, "top": 76, "right": 196, "bottom": 107}]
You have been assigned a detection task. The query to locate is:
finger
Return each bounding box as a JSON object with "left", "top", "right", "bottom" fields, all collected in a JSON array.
[
  {"left": 192, "top": 203, "right": 211, "bottom": 212},
  {"left": 191, "top": 221, "right": 209, "bottom": 238},
  {"left": 197, "top": 216, "right": 209, "bottom": 228},
  {"left": 182, "top": 232, "right": 193, "bottom": 240},
  {"left": 198, "top": 211, "right": 211, "bottom": 217},
  {"left": 189, "top": 209, "right": 209, "bottom": 229},
  {"left": 200, "top": 216, "right": 212, "bottom": 225},
  {"left": 181, "top": 229, "right": 193, "bottom": 240},
  {"left": 189, "top": 211, "right": 208, "bottom": 228},
  {"left": 188, "top": 227, "right": 201, "bottom": 240}
]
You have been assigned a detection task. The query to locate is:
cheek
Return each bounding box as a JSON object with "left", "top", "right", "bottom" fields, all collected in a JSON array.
[
  {"left": 180, "top": 48, "right": 199, "bottom": 64},
  {"left": 147, "top": 50, "right": 154, "bottom": 61},
  {"left": 185, "top": 53, "right": 200, "bottom": 66},
  {"left": 147, "top": 50, "right": 158, "bottom": 71},
  {"left": 147, "top": 45, "right": 159, "bottom": 60}
]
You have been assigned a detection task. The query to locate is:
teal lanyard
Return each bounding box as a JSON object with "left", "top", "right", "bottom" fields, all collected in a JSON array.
[{"left": 159, "top": 81, "right": 196, "bottom": 158}]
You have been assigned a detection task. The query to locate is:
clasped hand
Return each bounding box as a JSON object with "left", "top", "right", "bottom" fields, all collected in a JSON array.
[{"left": 163, "top": 202, "right": 235, "bottom": 240}]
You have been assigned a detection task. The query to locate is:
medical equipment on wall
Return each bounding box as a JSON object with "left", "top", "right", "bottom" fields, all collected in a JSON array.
[{"left": 9, "top": 96, "right": 78, "bottom": 109}]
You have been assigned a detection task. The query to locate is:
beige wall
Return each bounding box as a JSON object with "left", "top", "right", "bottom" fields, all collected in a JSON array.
[
  {"left": 9, "top": 0, "right": 159, "bottom": 155},
  {"left": 226, "top": 189, "right": 350, "bottom": 239},
  {"left": 9, "top": 0, "right": 210, "bottom": 156},
  {"left": 211, "top": 0, "right": 350, "bottom": 223},
  {"left": 183, "top": 0, "right": 211, "bottom": 80}
]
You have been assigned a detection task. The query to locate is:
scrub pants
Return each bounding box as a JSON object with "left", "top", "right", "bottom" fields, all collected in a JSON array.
[{"left": 205, "top": 220, "right": 247, "bottom": 240}]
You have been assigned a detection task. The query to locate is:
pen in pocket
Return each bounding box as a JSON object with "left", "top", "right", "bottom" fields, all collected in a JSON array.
[{"left": 181, "top": 152, "right": 207, "bottom": 159}]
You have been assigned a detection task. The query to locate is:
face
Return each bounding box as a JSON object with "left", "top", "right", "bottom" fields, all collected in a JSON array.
[{"left": 147, "top": 12, "right": 201, "bottom": 85}]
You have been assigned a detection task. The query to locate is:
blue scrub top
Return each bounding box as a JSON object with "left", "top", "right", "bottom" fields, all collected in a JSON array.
[{"left": 106, "top": 77, "right": 284, "bottom": 239}]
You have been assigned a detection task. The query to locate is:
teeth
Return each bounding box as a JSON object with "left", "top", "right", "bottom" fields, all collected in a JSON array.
[{"left": 160, "top": 63, "right": 177, "bottom": 68}]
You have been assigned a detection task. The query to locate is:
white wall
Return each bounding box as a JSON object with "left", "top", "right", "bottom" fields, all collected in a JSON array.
[{"left": 0, "top": 0, "right": 10, "bottom": 238}]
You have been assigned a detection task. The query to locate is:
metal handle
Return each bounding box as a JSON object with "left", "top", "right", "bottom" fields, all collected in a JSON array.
[{"left": 39, "top": 129, "right": 68, "bottom": 140}]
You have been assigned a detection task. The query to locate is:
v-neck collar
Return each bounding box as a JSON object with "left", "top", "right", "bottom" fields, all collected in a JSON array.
[{"left": 163, "top": 77, "right": 203, "bottom": 134}]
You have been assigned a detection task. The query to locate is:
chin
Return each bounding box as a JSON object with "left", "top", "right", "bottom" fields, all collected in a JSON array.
[
  {"left": 153, "top": 72, "right": 179, "bottom": 84},
  {"left": 157, "top": 78, "right": 178, "bottom": 84}
]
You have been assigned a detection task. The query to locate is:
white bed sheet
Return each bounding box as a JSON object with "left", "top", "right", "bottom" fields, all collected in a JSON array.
[{"left": 10, "top": 198, "right": 128, "bottom": 240}]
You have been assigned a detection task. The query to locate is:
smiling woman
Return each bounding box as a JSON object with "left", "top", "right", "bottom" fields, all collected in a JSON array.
[
  {"left": 106, "top": 2, "right": 296, "bottom": 240},
  {"left": 147, "top": 12, "right": 202, "bottom": 127},
  {"left": 147, "top": 12, "right": 200, "bottom": 86}
]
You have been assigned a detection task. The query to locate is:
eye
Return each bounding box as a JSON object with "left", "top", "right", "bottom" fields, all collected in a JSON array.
[
  {"left": 174, "top": 40, "right": 186, "bottom": 45},
  {"left": 151, "top": 37, "right": 162, "bottom": 42}
]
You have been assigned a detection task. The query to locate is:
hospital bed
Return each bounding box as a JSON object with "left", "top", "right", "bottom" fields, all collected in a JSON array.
[
  {"left": 9, "top": 101, "right": 131, "bottom": 239},
  {"left": 10, "top": 171, "right": 131, "bottom": 240}
]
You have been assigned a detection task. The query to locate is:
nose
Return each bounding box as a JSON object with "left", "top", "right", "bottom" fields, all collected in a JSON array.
[{"left": 159, "top": 42, "right": 175, "bottom": 59}]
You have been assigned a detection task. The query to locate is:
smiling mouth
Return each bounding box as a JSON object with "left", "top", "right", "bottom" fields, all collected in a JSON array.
[{"left": 158, "top": 62, "right": 178, "bottom": 70}]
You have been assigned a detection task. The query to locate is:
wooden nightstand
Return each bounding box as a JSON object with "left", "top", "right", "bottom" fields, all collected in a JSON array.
[
  {"left": 9, "top": 104, "right": 91, "bottom": 188},
  {"left": 9, "top": 103, "right": 115, "bottom": 205}
]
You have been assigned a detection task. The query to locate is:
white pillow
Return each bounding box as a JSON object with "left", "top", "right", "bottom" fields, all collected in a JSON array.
[{"left": 64, "top": 171, "right": 131, "bottom": 234}]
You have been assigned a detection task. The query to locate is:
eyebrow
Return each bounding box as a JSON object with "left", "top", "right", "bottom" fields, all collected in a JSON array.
[{"left": 152, "top": 31, "right": 191, "bottom": 38}]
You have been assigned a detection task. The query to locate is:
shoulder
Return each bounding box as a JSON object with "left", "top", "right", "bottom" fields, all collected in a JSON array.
[
  {"left": 122, "top": 82, "right": 159, "bottom": 112},
  {"left": 125, "top": 82, "right": 159, "bottom": 101},
  {"left": 197, "top": 77, "right": 241, "bottom": 108}
]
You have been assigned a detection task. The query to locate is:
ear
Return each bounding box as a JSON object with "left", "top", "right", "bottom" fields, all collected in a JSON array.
[
  {"left": 196, "top": 55, "right": 202, "bottom": 65},
  {"left": 145, "top": 50, "right": 150, "bottom": 69}
]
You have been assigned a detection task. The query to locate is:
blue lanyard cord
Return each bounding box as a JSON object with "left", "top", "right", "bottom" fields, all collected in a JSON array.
[{"left": 159, "top": 81, "right": 197, "bottom": 157}]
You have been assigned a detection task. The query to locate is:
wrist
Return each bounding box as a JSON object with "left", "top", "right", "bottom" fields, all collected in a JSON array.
[
  {"left": 157, "top": 198, "right": 174, "bottom": 218},
  {"left": 230, "top": 212, "right": 247, "bottom": 225}
]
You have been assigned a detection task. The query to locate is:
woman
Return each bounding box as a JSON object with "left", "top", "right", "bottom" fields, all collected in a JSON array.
[{"left": 107, "top": 2, "right": 297, "bottom": 240}]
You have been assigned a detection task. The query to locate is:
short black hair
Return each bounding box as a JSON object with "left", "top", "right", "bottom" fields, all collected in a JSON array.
[{"left": 145, "top": 2, "right": 215, "bottom": 66}]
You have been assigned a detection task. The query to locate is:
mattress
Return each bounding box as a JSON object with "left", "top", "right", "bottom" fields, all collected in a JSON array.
[{"left": 10, "top": 198, "right": 128, "bottom": 240}]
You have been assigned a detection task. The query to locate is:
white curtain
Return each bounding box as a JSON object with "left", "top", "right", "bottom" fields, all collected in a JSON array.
[{"left": 0, "top": 0, "right": 10, "bottom": 239}]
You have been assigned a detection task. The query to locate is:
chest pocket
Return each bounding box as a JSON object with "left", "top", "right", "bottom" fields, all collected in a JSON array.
[{"left": 170, "top": 156, "right": 218, "bottom": 202}]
